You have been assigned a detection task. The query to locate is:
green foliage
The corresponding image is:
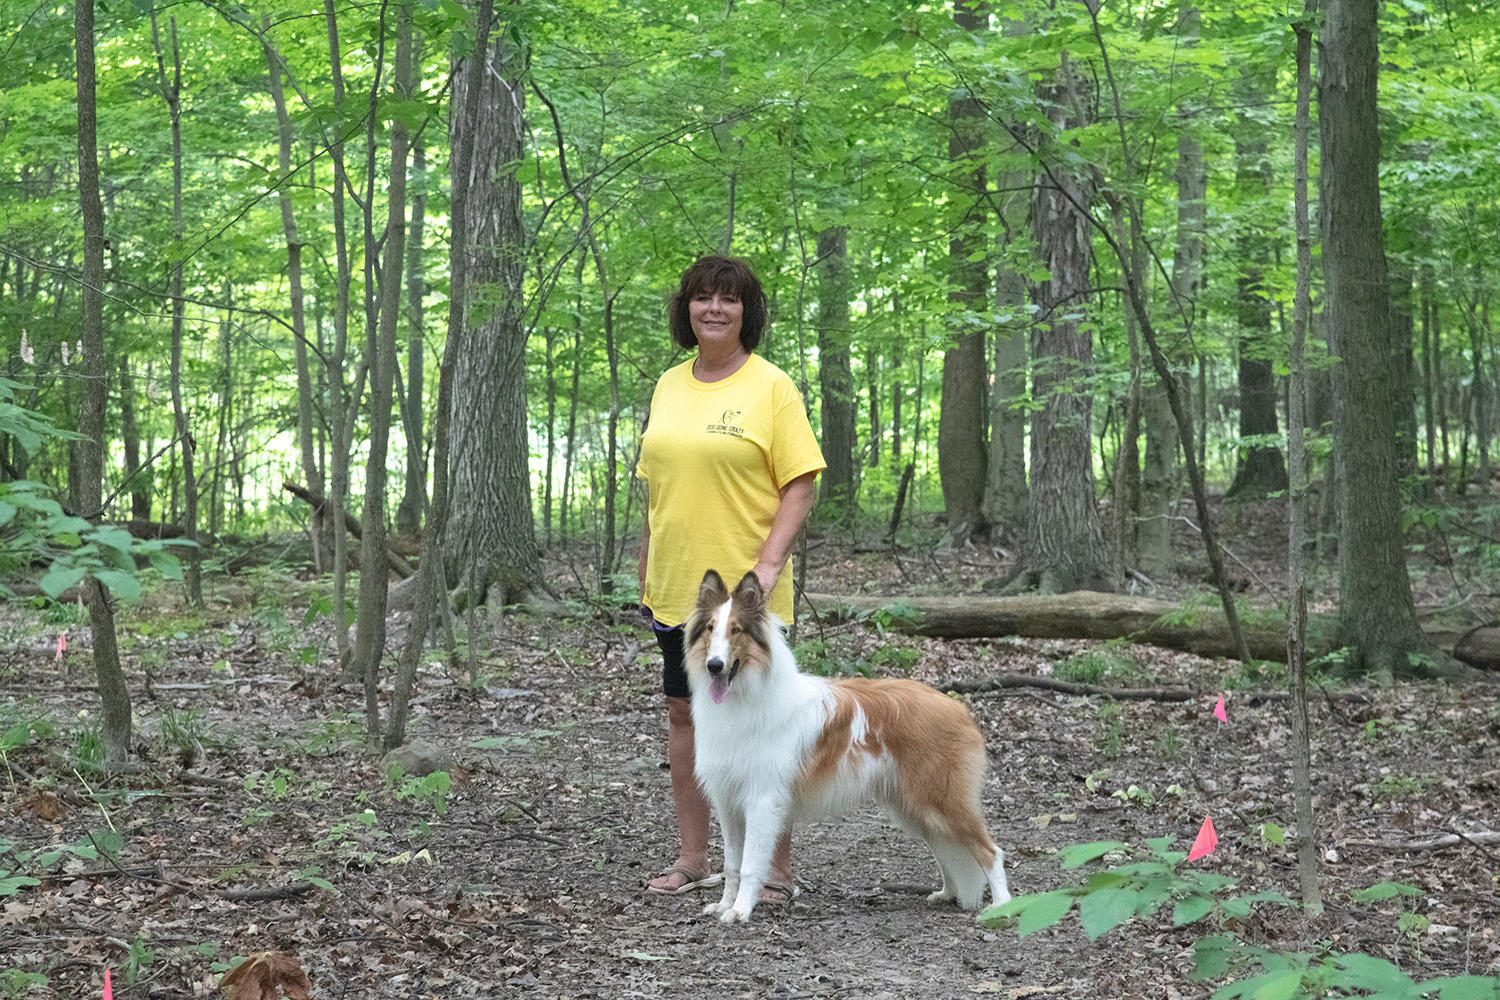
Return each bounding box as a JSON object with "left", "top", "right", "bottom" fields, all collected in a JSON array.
[
  {"left": 979, "top": 838, "right": 1291, "bottom": 942},
  {"left": 1055, "top": 648, "right": 1141, "bottom": 685},
  {"left": 0, "top": 969, "right": 48, "bottom": 997},
  {"left": 1, "top": 829, "right": 124, "bottom": 899},
  {"left": 982, "top": 838, "right": 1499, "bottom": 999},
  {"left": 386, "top": 766, "right": 453, "bottom": 817}
]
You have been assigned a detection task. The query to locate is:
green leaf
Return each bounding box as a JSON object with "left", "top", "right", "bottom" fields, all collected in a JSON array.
[
  {"left": 1212, "top": 969, "right": 1305, "bottom": 1000},
  {"left": 1058, "top": 840, "right": 1127, "bottom": 868},
  {"left": 1015, "top": 890, "right": 1076, "bottom": 937},
  {"left": 38, "top": 566, "right": 86, "bottom": 599},
  {"left": 1077, "top": 884, "right": 1140, "bottom": 941},
  {"left": 1332, "top": 953, "right": 1419, "bottom": 998},
  {"left": 1353, "top": 881, "right": 1421, "bottom": 902},
  {"left": 0, "top": 500, "right": 16, "bottom": 527},
  {"left": 1426, "top": 976, "right": 1500, "bottom": 1000},
  {"left": 1172, "top": 893, "right": 1216, "bottom": 927},
  {"left": 1194, "top": 934, "right": 1239, "bottom": 981},
  {"left": 94, "top": 569, "right": 141, "bottom": 601},
  {"left": 0, "top": 876, "right": 41, "bottom": 896}
]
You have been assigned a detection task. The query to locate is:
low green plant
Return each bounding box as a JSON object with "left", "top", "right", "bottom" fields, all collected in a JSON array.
[
  {"left": 69, "top": 722, "right": 106, "bottom": 775},
  {"left": 1055, "top": 648, "right": 1140, "bottom": 685},
  {"left": 159, "top": 707, "right": 214, "bottom": 763},
  {"left": 0, "top": 969, "right": 47, "bottom": 997},
  {"left": 124, "top": 932, "right": 156, "bottom": 983},
  {"left": 981, "top": 841, "right": 1499, "bottom": 1000},
  {"left": 1096, "top": 701, "right": 1124, "bottom": 757},
  {"left": 1368, "top": 773, "right": 1425, "bottom": 802},
  {"left": 388, "top": 768, "right": 452, "bottom": 817}
]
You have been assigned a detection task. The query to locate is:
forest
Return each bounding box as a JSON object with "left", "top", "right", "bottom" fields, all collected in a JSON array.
[{"left": 1, "top": 0, "right": 1498, "bottom": 997}]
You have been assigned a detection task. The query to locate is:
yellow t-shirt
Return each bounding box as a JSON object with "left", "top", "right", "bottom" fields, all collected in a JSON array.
[{"left": 638, "top": 353, "right": 825, "bottom": 626}]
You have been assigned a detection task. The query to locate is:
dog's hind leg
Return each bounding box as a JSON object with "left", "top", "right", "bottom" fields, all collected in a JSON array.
[{"left": 923, "top": 833, "right": 986, "bottom": 907}]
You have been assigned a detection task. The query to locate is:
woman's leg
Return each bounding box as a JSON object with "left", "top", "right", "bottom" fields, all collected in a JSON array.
[{"left": 647, "top": 694, "right": 713, "bottom": 891}]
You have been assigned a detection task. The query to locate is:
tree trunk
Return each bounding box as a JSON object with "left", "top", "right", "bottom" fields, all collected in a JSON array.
[
  {"left": 264, "top": 23, "right": 325, "bottom": 574},
  {"left": 1224, "top": 112, "right": 1287, "bottom": 501},
  {"left": 817, "top": 225, "right": 856, "bottom": 519},
  {"left": 446, "top": 16, "right": 539, "bottom": 605},
  {"left": 397, "top": 129, "right": 428, "bottom": 537},
  {"left": 1320, "top": 0, "right": 1439, "bottom": 679},
  {"left": 351, "top": 0, "right": 413, "bottom": 739},
  {"left": 118, "top": 355, "right": 149, "bottom": 520},
  {"left": 75, "top": 0, "right": 130, "bottom": 770},
  {"left": 1019, "top": 56, "right": 1111, "bottom": 593},
  {"left": 324, "top": 0, "right": 357, "bottom": 665},
  {"left": 1288, "top": 6, "right": 1322, "bottom": 913},
  {"left": 387, "top": 0, "right": 493, "bottom": 752},
  {"left": 937, "top": 0, "right": 990, "bottom": 545},
  {"left": 1139, "top": 4, "right": 1201, "bottom": 579},
  {"left": 805, "top": 591, "right": 1500, "bottom": 671},
  {"left": 155, "top": 13, "right": 201, "bottom": 605},
  {"left": 1388, "top": 262, "right": 1420, "bottom": 480},
  {"left": 982, "top": 13, "right": 1030, "bottom": 537}
]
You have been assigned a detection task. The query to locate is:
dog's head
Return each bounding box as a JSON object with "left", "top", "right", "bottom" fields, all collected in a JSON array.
[{"left": 684, "top": 569, "right": 773, "bottom": 704}]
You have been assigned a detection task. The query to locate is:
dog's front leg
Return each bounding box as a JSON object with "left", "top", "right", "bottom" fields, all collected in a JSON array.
[
  {"left": 705, "top": 805, "right": 744, "bottom": 918},
  {"left": 719, "top": 798, "right": 786, "bottom": 924}
]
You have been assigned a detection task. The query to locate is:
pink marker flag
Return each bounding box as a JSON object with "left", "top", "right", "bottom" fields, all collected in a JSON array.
[
  {"left": 1213, "top": 693, "right": 1227, "bottom": 723},
  {"left": 103, "top": 968, "right": 112, "bottom": 1000},
  {"left": 1188, "top": 814, "right": 1219, "bottom": 862},
  {"left": 55, "top": 633, "right": 67, "bottom": 661}
]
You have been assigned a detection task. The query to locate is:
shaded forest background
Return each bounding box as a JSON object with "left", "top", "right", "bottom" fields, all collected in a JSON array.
[{"left": 3, "top": 0, "right": 1500, "bottom": 701}]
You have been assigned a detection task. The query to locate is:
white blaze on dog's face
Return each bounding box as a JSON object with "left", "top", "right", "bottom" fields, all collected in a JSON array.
[{"left": 686, "top": 569, "right": 772, "bottom": 704}]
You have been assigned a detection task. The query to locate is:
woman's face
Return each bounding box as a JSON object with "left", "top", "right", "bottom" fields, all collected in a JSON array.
[{"left": 687, "top": 288, "right": 744, "bottom": 353}]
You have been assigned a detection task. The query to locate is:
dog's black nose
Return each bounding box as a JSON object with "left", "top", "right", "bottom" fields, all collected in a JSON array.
[{"left": 706, "top": 657, "right": 725, "bottom": 675}]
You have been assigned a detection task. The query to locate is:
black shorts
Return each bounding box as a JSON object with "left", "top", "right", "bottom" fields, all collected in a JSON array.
[{"left": 652, "top": 618, "right": 690, "bottom": 699}]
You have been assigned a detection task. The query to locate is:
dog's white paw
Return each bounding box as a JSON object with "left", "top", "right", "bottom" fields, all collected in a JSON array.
[
  {"left": 926, "top": 889, "right": 957, "bottom": 905},
  {"left": 718, "top": 906, "right": 752, "bottom": 924},
  {"left": 702, "top": 900, "right": 728, "bottom": 917}
]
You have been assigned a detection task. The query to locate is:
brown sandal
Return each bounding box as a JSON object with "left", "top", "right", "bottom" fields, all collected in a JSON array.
[{"left": 645, "top": 865, "right": 724, "bottom": 896}]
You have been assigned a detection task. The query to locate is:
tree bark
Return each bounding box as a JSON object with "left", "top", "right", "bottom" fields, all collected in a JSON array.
[
  {"left": 1224, "top": 105, "right": 1287, "bottom": 501},
  {"left": 1018, "top": 54, "right": 1111, "bottom": 594},
  {"left": 1319, "top": 0, "right": 1440, "bottom": 678},
  {"left": 817, "top": 225, "right": 856, "bottom": 519},
  {"left": 445, "top": 20, "right": 540, "bottom": 605},
  {"left": 118, "top": 355, "right": 149, "bottom": 520},
  {"left": 264, "top": 22, "right": 325, "bottom": 574},
  {"left": 804, "top": 591, "right": 1500, "bottom": 671},
  {"left": 937, "top": 0, "right": 990, "bottom": 545},
  {"left": 351, "top": 0, "right": 414, "bottom": 738},
  {"left": 75, "top": 0, "right": 131, "bottom": 770},
  {"left": 397, "top": 128, "right": 428, "bottom": 537},
  {"left": 982, "top": 7, "right": 1031, "bottom": 537},
  {"left": 386, "top": 0, "right": 494, "bottom": 752},
  {"left": 1139, "top": 4, "right": 1201, "bottom": 580},
  {"left": 155, "top": 13, "right": 201, "bottom": 605},
  {"left": 1289, "top": 6, "right": 1322, "bottom": 913}
]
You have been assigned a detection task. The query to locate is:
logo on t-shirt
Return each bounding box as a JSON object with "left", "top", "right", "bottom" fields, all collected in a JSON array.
[{"left": 707, "top": 408, "right": 745, "bottom": 437}]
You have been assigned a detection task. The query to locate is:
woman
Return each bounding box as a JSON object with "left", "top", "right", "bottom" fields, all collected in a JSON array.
[{"left": 637, "top": 255, "right": 824, "bottom": 903}]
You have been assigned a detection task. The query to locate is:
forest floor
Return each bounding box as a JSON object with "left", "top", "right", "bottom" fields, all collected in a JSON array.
[{"left": 2, "top": 497, "right": 1499, "bottom": 999}]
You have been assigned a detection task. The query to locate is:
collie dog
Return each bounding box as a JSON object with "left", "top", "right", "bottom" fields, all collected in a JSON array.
[{"left": 684, "top": 569, "right": 1011, "bottom": 923}]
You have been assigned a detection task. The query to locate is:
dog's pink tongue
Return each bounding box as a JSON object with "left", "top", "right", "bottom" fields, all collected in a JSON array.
[{"left": 709, "top": 675, "right": 729, "bottom": 704}]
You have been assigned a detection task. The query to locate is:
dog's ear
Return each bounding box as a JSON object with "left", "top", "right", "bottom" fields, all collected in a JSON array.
[
  {"left": 698, "top": 569, "right": 729, "bottom": 609},
  {"left": 732, "top": 571, "right": 765, "bottom": 616}
]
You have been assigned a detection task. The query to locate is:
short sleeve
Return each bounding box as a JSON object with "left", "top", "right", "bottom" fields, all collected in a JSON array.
[{"left": 769, "top": 378, "right": 826, "bottom": 490}]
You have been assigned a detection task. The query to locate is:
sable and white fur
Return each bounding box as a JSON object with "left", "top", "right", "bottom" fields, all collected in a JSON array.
[{"left": 684, "top": 569, "right": 1011, "bottom": 923}]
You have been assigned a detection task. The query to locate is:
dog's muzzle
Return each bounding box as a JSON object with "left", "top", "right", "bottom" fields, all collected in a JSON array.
[{"left": 704, "top": 657, "right": 738, "bottom": 704}]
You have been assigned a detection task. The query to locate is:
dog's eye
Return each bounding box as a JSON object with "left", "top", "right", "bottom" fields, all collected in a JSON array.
[{"left": 730, "top": 625, "right": 741, "bottom": 635}]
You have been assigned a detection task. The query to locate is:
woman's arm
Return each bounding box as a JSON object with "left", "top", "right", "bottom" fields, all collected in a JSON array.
[
  {"left": 752, "top": 471, "right": 817, "bottom": 594},
  {"left": 638, "top": 485, "right": 652, "bottom": 598}
]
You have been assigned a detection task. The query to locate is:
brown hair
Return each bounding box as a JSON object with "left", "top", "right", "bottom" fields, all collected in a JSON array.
[{"left": 667, "top": 255, "right": 768, "bottom": 352}]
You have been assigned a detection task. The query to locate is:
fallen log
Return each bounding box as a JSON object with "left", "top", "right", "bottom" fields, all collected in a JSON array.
[
  {"left": 803, "top": 591, "right": 1500, "bottom": 671},
  {"left": 282, "top": 481, "right": 414, "bottom": 579}
]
